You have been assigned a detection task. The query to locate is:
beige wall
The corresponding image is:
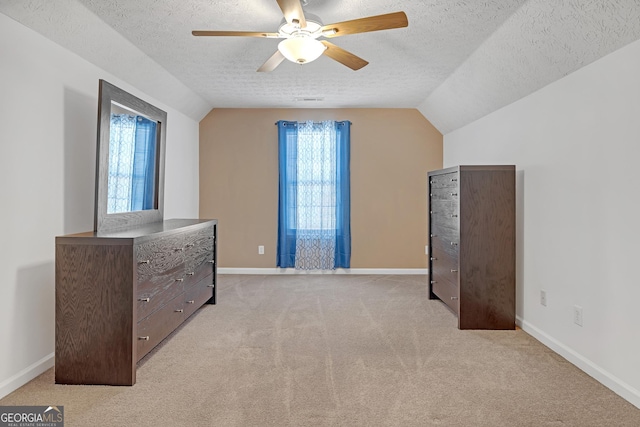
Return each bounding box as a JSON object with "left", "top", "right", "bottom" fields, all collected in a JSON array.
[{"left": 199, "top": 108, "right": 442, "bottom": 268}]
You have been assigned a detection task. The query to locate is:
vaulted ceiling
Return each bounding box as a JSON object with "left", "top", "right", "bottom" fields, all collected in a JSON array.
[{"left": 2, "top": 0, "right": 640, "bottom": 134}]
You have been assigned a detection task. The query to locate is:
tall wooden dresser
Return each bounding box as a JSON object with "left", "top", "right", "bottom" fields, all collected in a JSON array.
[
  {"left": 428, "top": 165, "right": 515, "bottom": 330},
  {"left": 55, "top": 218, "right": 217, "bottom": 385}
]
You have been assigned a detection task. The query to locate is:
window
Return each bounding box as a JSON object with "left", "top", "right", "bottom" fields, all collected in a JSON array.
[{"left": 276, "top": 120, "right": 351, "bottom": 270}]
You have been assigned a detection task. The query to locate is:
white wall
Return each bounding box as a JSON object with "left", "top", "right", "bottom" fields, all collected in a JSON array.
[
  {"left": 0, "top": 13, "right": 200, "bottom": 398},
  {"left": 444, "top": 38, "right": 640, "bottom": 408}
]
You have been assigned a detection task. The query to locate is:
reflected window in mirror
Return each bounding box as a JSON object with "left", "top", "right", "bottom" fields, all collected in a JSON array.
[{"left": 107, "top": 111, "right": 158, "bottom": 213}]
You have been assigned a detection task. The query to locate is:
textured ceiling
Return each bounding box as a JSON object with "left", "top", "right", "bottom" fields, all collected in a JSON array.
[{"left": 1, "top": 0, "right": 640, "bottom": 133}]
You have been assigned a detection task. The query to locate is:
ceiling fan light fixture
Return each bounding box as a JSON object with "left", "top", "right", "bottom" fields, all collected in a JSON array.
[{"left": 278, "top": 37, "right": 326, "bottom": 64}]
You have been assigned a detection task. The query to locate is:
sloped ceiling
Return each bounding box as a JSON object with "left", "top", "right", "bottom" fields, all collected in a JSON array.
[{"left": 1, "top": 0, "right": 640, "bottom": 133}]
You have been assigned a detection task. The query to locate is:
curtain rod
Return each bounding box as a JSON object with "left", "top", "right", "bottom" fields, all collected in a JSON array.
[{"left": 274, "top": 121, "right": 352, "bottom": 126}]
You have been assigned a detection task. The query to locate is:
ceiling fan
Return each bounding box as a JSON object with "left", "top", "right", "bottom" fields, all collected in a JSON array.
[{"left": 192, "top": 0, "right": 408, "bottom": 72}]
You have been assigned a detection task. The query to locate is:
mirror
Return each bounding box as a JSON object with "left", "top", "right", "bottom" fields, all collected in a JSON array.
[{"left": 94, "top": 80, "right": 166, "bottom": 232}]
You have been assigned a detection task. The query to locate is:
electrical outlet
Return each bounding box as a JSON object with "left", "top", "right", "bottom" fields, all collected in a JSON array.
[
  {"left": 573, "top": 305, "right": 583, "bottom": 326},
  {"left": 258, "top": 245, "right": 264, "bottom": 255},
  {"left": 540, "top": 290, "right": 547, "bottom": 307}
]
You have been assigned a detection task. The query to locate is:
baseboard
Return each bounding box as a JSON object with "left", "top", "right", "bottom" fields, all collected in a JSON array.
[
  {"left": 218, "top": 268, "right": 428, "bottom": 275},
  {"left": 0, "top": 353, "right": 54, "bottom": 400},
  {"left": 516, "top": 316, "right": 640, "bottom": 409}
]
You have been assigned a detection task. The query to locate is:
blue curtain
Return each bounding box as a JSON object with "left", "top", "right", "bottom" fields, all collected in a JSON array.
[
  {"left": 335, "top": 121, "right": 351, "bottom": 267},
  {"left": 131, "top": 116, "right": 157, "bottom": 211},
  {"left": 276, "top": 120, "right": 351, "bottom": 269}
]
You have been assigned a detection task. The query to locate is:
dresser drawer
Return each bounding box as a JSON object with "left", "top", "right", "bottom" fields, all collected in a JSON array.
[
  {"left": 184, "top": 261, "right": 214, "bottom": 292},
  {"left": 430, "top": 203, "right": 459, "bottom": 229},
  {"left": 182, "top": 226, "right": 213, "bottom": 247},
  {"left": 183, "top": 275, "right": 214, "bottom": 319},
  {"left": 184, "top": 228, "right": 214, "bottom": 274},
  {"left": 136, "top": 264, "right": 186, "bottom": 321},
  {"left": 430, "top": 199, "right": 458, "bottom": 215},
  {"left": 429, "top": 172, "right": 458, "bottom": 189},
  {"left": 432, "top": 234, "right": 459, "bottom": 259},
  {"left": 136, "top": 234, "right": 186, "bottom": 284},
  {"left": 136, "top": 294, "right": 185, "bottom": 360},
  {"left": 430, "top": 252, "right": 458, "bottom": 294},
  {"left": 431, "top": 221, "right": 459, "bottom": 244},
  {"left": 430, "top": 186, "right": 459, "bottom": 201},
  {"left": 432, "top": 280, "right": 459, "bottom": 315},
  {"left": 183, "top": 227, "right": 214, "bottom": 262},
  {"left": 430, "top": 249, "right": 459, "bottom": 285}
]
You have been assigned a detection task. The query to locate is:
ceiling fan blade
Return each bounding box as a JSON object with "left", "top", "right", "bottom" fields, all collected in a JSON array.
[
  {"left": 321, "top": 41, "right": 368, "bottom": 71},
  {"left": 276, "top": 0, "right": 307, "bottom": 28},
  {"left": 192, "top": 30, "right": 279, "bottom": 38},
  {"left": 321, "top": 11, "right": 408, "bottom": 38},
  {"left": 257, "top": 50, "right": 286, "bottom": 72}
]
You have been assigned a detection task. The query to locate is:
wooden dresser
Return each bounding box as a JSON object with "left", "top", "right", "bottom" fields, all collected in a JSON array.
[
  {"left": 428, "top": 166, "right": 515, "bottom": 330},
  {"left": 55, "top": 218, "right": 217, "bottom": 385}
]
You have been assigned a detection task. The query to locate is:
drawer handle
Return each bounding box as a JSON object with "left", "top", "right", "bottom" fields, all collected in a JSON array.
[
  {"left": 138, "top": 336, "right": 149, "bottom": 341},
  {"left": 138, "top": 260, "right": 150, "bottom": 265},
  {"left": 175, "top": 278, "right": 184, "bottom": 282},
  {"left": 430, "top": 280, "right": 436, "bottom": 284},
  {"left": 208, "top": 260, "right": 215, "bottom": 264},
  {"left": 450, "top": 214, "right": 458, "bottom": 218},
  {"left": 451, "top": 296, "right": 459, "bottom": 300},
  {"left": 450, "top": 193, "right": 458, "bottom": 196},
  {"left": 186, "top": 300, "right": 195, "bottom": 304},
  {"left": 450, "top": 269, "right": 458, "bottom": 273},
  {"left": 138, "top": 297, "right": 150, "bottom": 302},
  {"left": 187, "top": 272, "right": 195, "bottom": 276},
  {"left": 430, "top": 257, "right": 437, "bottom": 261},
  {"left": 175, "top": 309, "right": 184, "bottom": 313},
  {"left": 207, "top": 284, "right": 215, "bottom": 288}
]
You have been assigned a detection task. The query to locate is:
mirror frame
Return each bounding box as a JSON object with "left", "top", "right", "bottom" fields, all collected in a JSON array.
[{"left": 94, "top": 79, "right": 167, "bottom": 232}]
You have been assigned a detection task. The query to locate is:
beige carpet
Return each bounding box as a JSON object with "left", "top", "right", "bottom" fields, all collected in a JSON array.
[{"left": 2, "top": 275, "right": 639, "bottom": 426}]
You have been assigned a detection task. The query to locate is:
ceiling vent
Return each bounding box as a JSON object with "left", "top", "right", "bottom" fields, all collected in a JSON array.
[{"left": 294, "top": 97, "right": 324, "bottom": 102}]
